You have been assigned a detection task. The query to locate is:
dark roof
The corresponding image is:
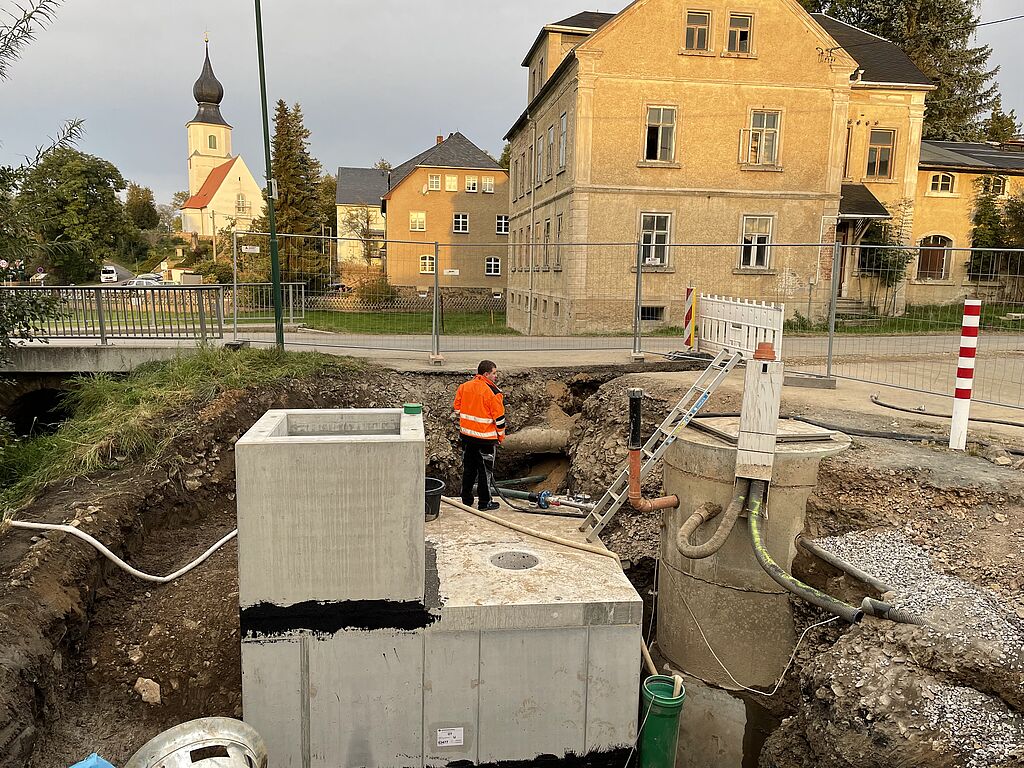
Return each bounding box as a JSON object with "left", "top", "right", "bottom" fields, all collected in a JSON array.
[
  {"left": 336, "top": 167, "right": 390, "bottom": 206},
  {"left": 181, "top": 158, "right": 237, "bottom": 209},
  {"left": 552, "top": 11, "right": 616, "bottom": 30},
  {"left": 920, "top": 140, "right": 1024, "bottom": 172},
  {"left": 387, "top": 133, "right": 502, "bottom": 195},
  {"left": 839, "top": 184, "right": 890, "bottom": 219},
  {"left": 811, "top": 14, "right": 932, "bottom": 87},
  {"left": 189, "top": 45, "right": 230, "bottom": 127}
]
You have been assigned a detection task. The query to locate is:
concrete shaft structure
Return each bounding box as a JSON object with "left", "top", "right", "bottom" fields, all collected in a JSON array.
[{"left": 658, "top": 419, "right": 849, "bottom": 690}]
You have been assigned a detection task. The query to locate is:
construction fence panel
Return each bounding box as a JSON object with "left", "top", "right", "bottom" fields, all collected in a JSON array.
[{"left": 795, "top": 244, "right": 1024, "bottom": 409}]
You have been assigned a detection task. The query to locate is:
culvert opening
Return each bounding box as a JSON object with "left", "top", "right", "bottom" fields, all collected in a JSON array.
[{"left": 5, "top": 388, "right": 74, "bottom": 436}]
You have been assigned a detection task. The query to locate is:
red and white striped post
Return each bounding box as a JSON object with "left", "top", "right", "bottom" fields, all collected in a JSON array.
[
  {"left": 683, "top": 286, "right": 696, "bottom": 350},
  {"left": 950, "top": 298, "right": 981, "bottom": 451}
]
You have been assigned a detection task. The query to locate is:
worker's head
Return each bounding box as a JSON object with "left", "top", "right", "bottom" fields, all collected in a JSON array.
[{"left": 478, "top": 359, "right": 498, "bottom": 383}]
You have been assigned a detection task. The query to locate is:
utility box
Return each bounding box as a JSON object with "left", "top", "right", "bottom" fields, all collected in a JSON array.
[{"left": 235, "top": 408, "right": 642, "bottom": 768}]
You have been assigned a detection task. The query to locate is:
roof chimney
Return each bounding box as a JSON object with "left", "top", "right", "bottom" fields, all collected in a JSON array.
[{"left": 436, "top": 134, "right": 444, "bottom": 145}]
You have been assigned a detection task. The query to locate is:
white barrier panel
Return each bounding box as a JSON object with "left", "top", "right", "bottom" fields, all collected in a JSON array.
[{"left": 698, "top": 294, "right": 784, "bottom": 359}]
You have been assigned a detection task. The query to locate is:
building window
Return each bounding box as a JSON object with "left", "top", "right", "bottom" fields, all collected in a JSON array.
[
  {"left": 546, "top": 126, "right": 555, "bottom": 177},
  {"left": 465, "top": 176, "right": 478, "bottom": 193},
  {"left": 555, "top": 213, "right": 563, "bottom": 267},
  {"left": 866, "top": 129, "right": 895, "bottom": 179},
  {"left": 453, "top": 213, "right": 469, "bottom": 233},
  {"left": 512, "top": 160, "right": 520, "bottom": 198},
  {"left": 558, "top": 113, "right": 568, "bottom": 169},
  {"left": 741, "top": 216, "right": 772, "bottom": 268},
  {"left": 535, "top": 135, "right": 544, "bottom": 182},
  {"left": 543, "top": 219, "right": 551, "bottom": 267},
  {"left": 485, "top": 257, "right": 501, "bottom": 276},
  {"left": 419, "top": 254, "right": 435, "bottom": 274},
  {"left": 235, "top": 193, "right": 249, "bottom": 215},
  {"left": 917, "top": 235, "right": 951, "bottom": 280},
  {"left": 445, "top": 175, "right": 458, "bottom": 192},
  {"left": 428, "top": 174, "right": 441, "bottom": 191},
  {"left": 497, "top": 215, "right": 509, "bottom": 235},
  {"left": 483, "top": 176, "right": 495, "bottom": 193},
  {"left": 685, "top": 11, "right": 711, "bottom": 51},
  {"left": 930, "top": 173, "right": 955, "bottom": 193},
  {"left": 538, "top": 56, "right": 544, "bottom": 86},
  {"left": 843, "top": 125, "right": 852, "bottom": 179},
  {"left": 640, "top": 306, "right": 666, "bottom": 321},
  {"left": 554, "top": 301, "right": 560, "bottom": 318},
  {"left": 640, "top": 213, "right": 671, "bottom": 265},
  {"left": 410, "top": 211, "right": 426, "bottom": 232},
  {"left": 747, "top": 110, "right": 780, "bottom": 166},
  {"left": 644, "top": 107, "right": 676, "bottom": 162},
  {"left": 983, "top": 175, "right": 1007, "bottom": 196},
  {"left": 519, "top": 153, "right": 527, "bottom": 196},
  {"left": 727, "top": 14, "right": 753, "bottom": 53},
  {"left": 208, "top": 134, "right": 217, "bottom": 149}
]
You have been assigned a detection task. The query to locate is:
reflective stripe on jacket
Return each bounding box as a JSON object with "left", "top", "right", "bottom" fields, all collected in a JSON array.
[{"left": 453, "top": 375, "right": 506, "bottom": 443}]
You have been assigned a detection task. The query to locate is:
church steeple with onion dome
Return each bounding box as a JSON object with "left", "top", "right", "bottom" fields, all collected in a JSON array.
[{"left": 190, "top": 40, "right": 230, "bottom": 127}]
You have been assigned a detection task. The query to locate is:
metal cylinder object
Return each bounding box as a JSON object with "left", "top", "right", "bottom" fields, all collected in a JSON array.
[
  {"left": 657, "top": 419, "right": 850, "bottom": 690},
  {"left": 124, "top": 718, "right": 267, "bottom": 768}
]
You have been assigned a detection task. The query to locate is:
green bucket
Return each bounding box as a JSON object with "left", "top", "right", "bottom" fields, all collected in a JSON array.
[{"left": 639, "top": 675, "right": 686, "bottom": 768}]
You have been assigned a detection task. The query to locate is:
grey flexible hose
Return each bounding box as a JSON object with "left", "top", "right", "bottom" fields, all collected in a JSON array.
[
  {"left": 870, "top": 394, "right": 1024, "bottom": 429},
  {"left": 675, "top": 479, "right": 750, "bottom": 559},
  {"left": 797, "top": 535, "right": 895, "bottom": 594},
  {"left": 860, "top": 597, "right": 928, "bottom": 626}
]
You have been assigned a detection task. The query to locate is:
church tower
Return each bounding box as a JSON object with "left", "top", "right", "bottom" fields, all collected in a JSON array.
[{"left": 186, "top": 43, "right": 233, "bottom": 196}]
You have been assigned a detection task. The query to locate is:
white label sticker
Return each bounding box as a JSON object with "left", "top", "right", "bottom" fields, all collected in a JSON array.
[
  {"left": 436, "top": 727, "right": 464, "bottom": 747},
  {"left": 443, "top": 268, "right": 460, "bottom": 276},
  {"left": 241, "top": 245, "right": 261, "bottom": 254}
]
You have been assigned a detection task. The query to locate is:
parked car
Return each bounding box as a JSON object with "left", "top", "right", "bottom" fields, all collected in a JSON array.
[
  {"left": 124, "top": 278, "right": 161, "bottom": 287},
  {"left": 134, "top": 273, "right": 163, "bottom": 282},
  {"left": 100, "top": 265, "right": 119, "bottom": 283}
]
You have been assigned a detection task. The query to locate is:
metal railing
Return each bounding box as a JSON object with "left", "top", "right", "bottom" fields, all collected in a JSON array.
[{"left": 1, "top": 285, "right": 225, "bottom": 343}]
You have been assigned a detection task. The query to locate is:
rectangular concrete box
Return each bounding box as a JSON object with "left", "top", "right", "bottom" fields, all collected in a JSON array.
[{"left": 235, "top": 408, "right": 425, "bottom": 607}]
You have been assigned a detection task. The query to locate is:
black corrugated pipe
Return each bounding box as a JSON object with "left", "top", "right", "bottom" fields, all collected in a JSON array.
[
  {"left": 675, "top": 479, "right": 751, "bottom": 559},
  {"left": 796, "top": 535, "right": 895, "bottom": 594},
  {"left": 628, "top": 387, "right": 643, "bottom": 450},
  {"left": 860, "top": 597, "right": 928, "bottom": 626},
  {"left": 746, "top": 480, "right": 864, "bottom": 624}
]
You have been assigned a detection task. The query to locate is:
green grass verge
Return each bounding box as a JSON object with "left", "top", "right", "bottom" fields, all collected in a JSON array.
[
  {"left": 302, "top": 310, "right": 519, "bottom": 335},
  {"left": 784, "top": 302, "right": 1024, "bottom": 336},
  {"left": 0, "top": 347, "right": 365, "bottom": 516}
]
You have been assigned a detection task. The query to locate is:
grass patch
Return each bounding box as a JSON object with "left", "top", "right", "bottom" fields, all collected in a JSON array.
[
  {"left": 833, "top": 302, "right": 1024, "bottom": 335},
  {"left": 0, "top": 347, "right": 365, "bottom": 515},
  {"left": 302, "top": 310, "right": 519, "bottom": 335}
]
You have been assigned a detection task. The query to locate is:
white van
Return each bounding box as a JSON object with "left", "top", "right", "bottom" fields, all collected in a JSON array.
[{"left": 100, "top": 265, "right": 118, "bottom": 283}]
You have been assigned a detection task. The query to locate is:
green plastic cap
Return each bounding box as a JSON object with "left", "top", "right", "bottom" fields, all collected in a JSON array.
[{"left": 403, "top": 403, "right": 423, "bottom": 415}]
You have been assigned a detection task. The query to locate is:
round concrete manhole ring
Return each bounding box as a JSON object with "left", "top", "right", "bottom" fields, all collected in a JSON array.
[{"left": 490, "top": 551, "right": 540, "bottom": 570}]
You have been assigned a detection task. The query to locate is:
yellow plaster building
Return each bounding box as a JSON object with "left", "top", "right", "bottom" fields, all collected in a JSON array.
[
  {"left": 180, "top": 45, "right": 265, "bottom": 237},
  {"left": 906, "top": 140, "right": 1024, "bottom": 305},
  {"left": 504, "top": 2, "right": 932, "bottom": 333},
  {"left": 381, "top": 133, "right": 510, "bottom": 291}
]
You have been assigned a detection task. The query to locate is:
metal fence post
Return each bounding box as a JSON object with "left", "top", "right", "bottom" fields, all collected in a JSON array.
[
  {"left": 232, "top": 229, "right": 239, "bottom": 341},
  {"left": 431, "top": 241, "right": 442, "bottom": 363},
  {"left": 288, "top": 283, "right": 295, "bottom": 325},
  {"left": 216, "top": 285, "right": 225, "bottom": 338},
  {"left": 197, "top": 288, "right": 208, "bottom": 342},
  {"left": 632, "top": 240, "right": 644, "bottom": 360},
  {"left": 826, "top": 240, "right": 842, "bottom": 379},
  {"left": 94, "top": 288, "right": 108, "bottom": 345}
]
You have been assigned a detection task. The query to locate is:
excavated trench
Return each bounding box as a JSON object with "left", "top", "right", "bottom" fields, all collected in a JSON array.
[{"left": 2, "top": 362, "right": 1022, "bottom": 767}]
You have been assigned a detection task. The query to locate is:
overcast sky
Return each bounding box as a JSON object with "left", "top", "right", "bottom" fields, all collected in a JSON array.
[{"left": 2, "top": 0, "right": 1021, "bottom": 204}]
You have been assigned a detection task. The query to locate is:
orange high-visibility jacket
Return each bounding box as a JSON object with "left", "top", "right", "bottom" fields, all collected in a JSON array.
[{"left": 453, "top": 375, "right": 506, "bottom": 443}]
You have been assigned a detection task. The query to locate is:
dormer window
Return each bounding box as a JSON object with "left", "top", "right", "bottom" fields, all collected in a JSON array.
[
  {"left": 930, "top": 173, "right": 955, "bottom": 193},
  {"left": 208, "top": 134, "right": 217, "bottom": 150}
]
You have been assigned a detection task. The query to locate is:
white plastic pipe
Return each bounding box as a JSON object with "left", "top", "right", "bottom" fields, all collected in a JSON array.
[{"left": 6, "top": 520, "right": 237, "bottom": 584}]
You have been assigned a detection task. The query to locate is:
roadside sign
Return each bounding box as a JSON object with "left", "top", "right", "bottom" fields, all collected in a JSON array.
[
  {"left": 241, "top": 245, "right": 261, "bottom": 254},
  {"left": 443, "top": 268, "right": 460, "bottom": 276}
]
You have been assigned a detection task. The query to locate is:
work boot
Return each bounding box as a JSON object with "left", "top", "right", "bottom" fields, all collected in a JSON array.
[{"left": 479, "top": 501, "right": 500, "bottom": 511}]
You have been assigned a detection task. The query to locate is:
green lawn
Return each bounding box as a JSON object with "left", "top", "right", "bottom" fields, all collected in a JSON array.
[
  {"left": 784, "top": 302, "right": 1024, "bottom": 336},
  {"left": 302, "top": 310, "right": 519, "bottom": 336}
]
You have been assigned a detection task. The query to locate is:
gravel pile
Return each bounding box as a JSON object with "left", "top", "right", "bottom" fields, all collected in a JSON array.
[
  {"left": 816, "top": 528, "right": 1024, "bottom": 649},
  {"left": 920, "top": 684, "right": 1024, "bottom": 768}
]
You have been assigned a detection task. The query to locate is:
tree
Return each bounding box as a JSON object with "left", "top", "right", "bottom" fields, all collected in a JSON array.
[
  {"left": 802, "top": 1, "right": 998, "bottom": 141},
  {"left": 340, "top": 206, "right": 381, "bottom": 265},
  {"left": 16, "top": 147, "right": 132, "bottom": 283},
  {"left": 984, "top": 95, "right": 1020, "bottom": 143},
  {"left": 498, "top": 142, "right": 511, "bottom": 170},
  {"left": 316, "top": 173, "right": 337, "bottom": 235},
  {"left": 968, "top": 181, "right": 1024, "bottom": 288},
  {"left": 373, "top": 157, "right": 392, "bottom": 171},
  {"left": 125, "top": 183, "right": 160, "bottom": 229}
]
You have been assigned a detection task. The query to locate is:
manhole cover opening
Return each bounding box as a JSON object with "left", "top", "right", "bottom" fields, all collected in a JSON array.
[{"left": 490, "top": 551, "right": 540, "bottom": 570}]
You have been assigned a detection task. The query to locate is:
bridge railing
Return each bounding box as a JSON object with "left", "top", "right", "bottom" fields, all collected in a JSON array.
[{"left": 1, "top": 285, "right": 225, "bottom": 344}]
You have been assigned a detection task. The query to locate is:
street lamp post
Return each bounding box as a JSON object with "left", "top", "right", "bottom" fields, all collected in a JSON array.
[{"left": 254, "top": 0, "right": 285, "bottom": 350}]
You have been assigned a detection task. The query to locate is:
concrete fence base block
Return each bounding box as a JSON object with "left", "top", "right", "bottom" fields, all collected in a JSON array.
[{"left": 783, "top": 374, "right": 837, "bottom": 390}]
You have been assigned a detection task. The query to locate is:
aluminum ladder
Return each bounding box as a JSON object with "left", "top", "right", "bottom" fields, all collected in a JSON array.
[{"left": 579, "top": 348, "right": 745, "bottom": 541}]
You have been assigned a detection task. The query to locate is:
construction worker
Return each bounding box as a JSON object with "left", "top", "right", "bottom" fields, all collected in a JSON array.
[{"left": 453, "top": 360, "right": 506, "bottom": 510}]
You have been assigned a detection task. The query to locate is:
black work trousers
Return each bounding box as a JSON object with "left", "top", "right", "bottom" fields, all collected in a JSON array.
[{"left": 461, "top": 435, "right": 496, "bottom": 508}]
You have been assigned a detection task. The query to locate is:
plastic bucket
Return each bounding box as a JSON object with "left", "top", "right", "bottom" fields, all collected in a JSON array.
[
  {"left": 425, "top": 477, "right": 445, "bottom": 521},
  {"left": 639, "top": 675, "right": 686, "bottom": 768}
]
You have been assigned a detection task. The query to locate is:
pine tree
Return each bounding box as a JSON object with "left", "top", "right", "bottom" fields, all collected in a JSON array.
[
  {"left": 984, "top": 96, "right": 1020, "bottom": 143},
  {"left": 803, "top": 1, "right": 998, "bottom": 141}
]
